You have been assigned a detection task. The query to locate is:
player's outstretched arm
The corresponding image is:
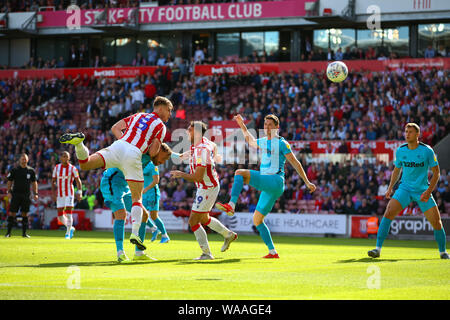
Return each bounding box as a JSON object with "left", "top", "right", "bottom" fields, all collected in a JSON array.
[
  {"left": 170, "top": 166, "right": 206, "bottom": 183},
  {"left": 234, "top": 114, "right": 258, "bottom": 149},
  {"left": 386, "top": 166, "right": 402, "bottom": 199},
  {"left": 285, "top": 152, "right": 316, "bottom": 193}
]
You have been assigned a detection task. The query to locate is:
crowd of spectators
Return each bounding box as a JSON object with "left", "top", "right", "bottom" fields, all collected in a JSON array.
[{"left": 0, "top": 55, "right": 449, "bottom": 229}]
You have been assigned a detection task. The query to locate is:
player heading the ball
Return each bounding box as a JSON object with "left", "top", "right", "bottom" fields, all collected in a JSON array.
[{"left": 59, "top": 96, "right": 173, "bottom": 251}]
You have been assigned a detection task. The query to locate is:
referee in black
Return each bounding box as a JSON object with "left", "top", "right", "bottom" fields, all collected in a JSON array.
[{"left": 5, "top": 153, "right": 39, "bottom": 238}]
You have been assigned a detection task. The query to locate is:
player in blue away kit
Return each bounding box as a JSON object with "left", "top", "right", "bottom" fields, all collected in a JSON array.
[
  {"left": 368, "top": 123, "right": 449, "bottom": 259},
  {"left": 100, "top": 144, "right": 172, "bottom": 262},
  {"left": 143, "top": 158, "right": 170, "bottom": 243},
  {"left": 215, "top": 114, "right": 316, "bottom": 258}
]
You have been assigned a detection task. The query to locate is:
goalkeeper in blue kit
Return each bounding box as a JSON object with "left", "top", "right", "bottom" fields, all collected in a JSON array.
[{"left": 368, "top": 123, "right": 448, "bottom": 259}]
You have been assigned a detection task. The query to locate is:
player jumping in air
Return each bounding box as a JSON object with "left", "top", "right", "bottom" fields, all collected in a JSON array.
[
  {"left": 59, "top": 96, "right": 173, "bottom": 251},
  {"left": 100, "top": 145, "right": 172, "bottom": 263},
  {"left": 215, "top": 114, "right": 316, "bottom": 258},
  {"left": 51, "top": 151, "right": 82, "bottom": 239},
  {"left": 170, "top": 121, "right": 238, "bottom": 260},
  {"left": 368, "top": 123, "right": 448, "bottom": 259}
]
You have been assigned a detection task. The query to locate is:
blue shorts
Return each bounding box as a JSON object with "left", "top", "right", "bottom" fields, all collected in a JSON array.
[
  {"left": 143, "top": 190, "right": 160, "bottom": 212},
  {"left": 249, "top": 170, "right": 285, "bottom": 216},
  {"left": 392, "top": 186, "right": 437, "bottom": 213},
  {"left": 104, "top": 193, "right": 132, "bottom": 214}
]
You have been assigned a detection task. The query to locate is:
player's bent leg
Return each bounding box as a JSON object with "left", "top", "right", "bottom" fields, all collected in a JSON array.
[
  {"left": 368, "top": 198, "right": 404, "bottom": 258},
  {"left": 423, "top": 205, "right": 448, "bottom": 258},
  {"left": 236, "top": 169, "right": 251, "bottom": 184},
  {"left": 78, "top": 153, "right": 105, "bottom": 171},
  {"left": 216, "top": 169, "right": 251, "bottom": 216}
]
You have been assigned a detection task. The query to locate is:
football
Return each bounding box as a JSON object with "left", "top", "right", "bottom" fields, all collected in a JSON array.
[{"left": 326, "top": 61, "right": 348, "bottom": 83}]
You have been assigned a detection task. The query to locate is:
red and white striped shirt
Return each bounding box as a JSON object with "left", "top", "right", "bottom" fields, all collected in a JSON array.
[
  {"left": 189, "top": 137, "right": 219, "bottom": 190},
  {"left": 52, "top": 164, "right": 79, "bottom": 197},
  {"left": 120, "top": 112, "right": 166, "bottom": 153}
]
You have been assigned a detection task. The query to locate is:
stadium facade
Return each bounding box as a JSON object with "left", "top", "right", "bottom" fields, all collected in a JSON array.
[{"left": 0, "top": 0, "right": 449, "bottom": 68}]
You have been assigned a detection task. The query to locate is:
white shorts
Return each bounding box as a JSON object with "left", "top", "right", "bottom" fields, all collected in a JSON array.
[
  {"left": 96, "top": 140, "right": 144, "bottom": 182},
  {"left": 57, "top": 195, "right": 74, "bottom": 208},
  {"left": 192, "top": 186, "right": 219, "bottom": 213}
]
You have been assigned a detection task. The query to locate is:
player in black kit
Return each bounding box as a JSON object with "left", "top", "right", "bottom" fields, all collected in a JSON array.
[{"left": 5, "top": 154, "right": 39, "bottom": 238}]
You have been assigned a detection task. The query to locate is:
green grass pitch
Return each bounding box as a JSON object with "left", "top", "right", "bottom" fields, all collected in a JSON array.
[{"left": 0, "top": 230, "right": 449, "bottom": 300}]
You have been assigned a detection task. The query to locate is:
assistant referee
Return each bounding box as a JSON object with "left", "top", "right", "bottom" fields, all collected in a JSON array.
[{"left": 5, "top": 153, "right": 39, "bottom": 238}]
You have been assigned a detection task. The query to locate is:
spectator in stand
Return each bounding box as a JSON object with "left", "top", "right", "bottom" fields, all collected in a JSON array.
[
  {"left": 424, "top": 45, "right": 436, "bottom": 58},
  {"left": 437, "top": 45, "right": 447, "bottom": 57},
  {"left": 100, "top": 56, "right": 110, "bottom": 67},
  {"left": 68, "top": 44, "right": 78, "bottom": 68},
  {"left": 78, "top": 44, "right": 88, "bottom": 67},
  {"left": 334, "top": 48, "right": 344, "bottom": 61},
  {"left": 365, "top": 46, "right": 376, "bottom": 60},
  {"left": 194, "top": 45, "right": 204, "bottom": 64},
  {"left": 132, "top": 52, "right": 146, "bottom": 67},
  {"left": 147, "top": 46, "right": 157, "bottom": 66},
  {"left": 156, "top": 53, "right": 166, "bottom": 67},
  {"left": 93, "top": 55, "right": 101, "bottom": 68}
]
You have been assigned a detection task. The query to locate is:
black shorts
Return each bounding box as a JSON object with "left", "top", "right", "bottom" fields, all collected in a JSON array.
[{"left": 9, "top": 194, "right": 31, "bottom": 213}]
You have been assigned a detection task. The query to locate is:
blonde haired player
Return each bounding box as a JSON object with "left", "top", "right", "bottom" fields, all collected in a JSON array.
[
  {"left": 170, "top": 121, "right": 237, "bottom": 260},
  {"left": 51, "top": 151, "right": 82, "bottom": 239},
  {"left": 59, "top": 96, "right": 173, "bottom": 251}
]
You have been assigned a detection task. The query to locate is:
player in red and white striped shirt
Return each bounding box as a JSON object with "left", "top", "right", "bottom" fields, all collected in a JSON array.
[
  {"left": 170, "top": 121, "right": 237, "bottom": 260},
  {"left": 59, "top": 96, "right": 173, "bottom": 250},
  {"left": 51, "top": 151, "right": 82, "bottom": 239}
]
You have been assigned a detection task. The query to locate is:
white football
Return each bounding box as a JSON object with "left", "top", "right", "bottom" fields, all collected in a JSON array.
[{"left": 326, "top": 61, "right": 348, "bottom": 83}]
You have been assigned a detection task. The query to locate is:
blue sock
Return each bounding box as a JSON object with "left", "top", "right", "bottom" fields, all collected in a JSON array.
[
  {"left": 146, "top": 219, "right": 156, "bottom": 229},
  {"left": 256, "top": 223, "right": 275, "bottom": 251},
  {"left": 376, "top": 217, "right": 392, "bottom": 249},
  {"left": 230, "top": 174, "right": 244, "bottom": 204},
  {"left": 113, "top": 219, "right": 125, "bottom": 253},
  {"left": 136, "top": 222, "right": 147, "bottom": 252},
  {"left": 153, "top": 217, "right": 167, "bottom": 235},
  {"left": 434, "top": 228, "right": 446, "bottom": 253}
]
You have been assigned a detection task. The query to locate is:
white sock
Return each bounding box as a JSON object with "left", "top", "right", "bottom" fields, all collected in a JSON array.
[
  {"left": 228, "top": 201, "right": 236, "bottom": 210},
  {"left": 269, "top": 249, "right": 277, "bottom": 255},
  {"left": 135, "top": 250, "right": 144, "bottom": 256},
  {"left": 193, "top": 225, "right": 211, "bottom": 255},
  {"left": 376, "top": 247, "right": 381, "bottom": 252},
  {"left": 58, "top": 215, "right": 67, "bottom": 227},
  {"left": 75, "top": 142, "right": 89, "bottom": 161},
  {"left": 162, "top": 234, "right": 168, "bottom": 238},
  {"left": 150, "top": 226, "right": 157, "bottom": 233},
  {"left": 206, "top": 217, "right": 231, "bottom": 238},
  {"left": 117, "top": 250, "right": 124, "bottom": 257},
  {"left": 131, "top": 205, "right": 143, "bottom": 237},
  {"left": 66, "top": 214, "right": 73, "bottom": 233}
]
